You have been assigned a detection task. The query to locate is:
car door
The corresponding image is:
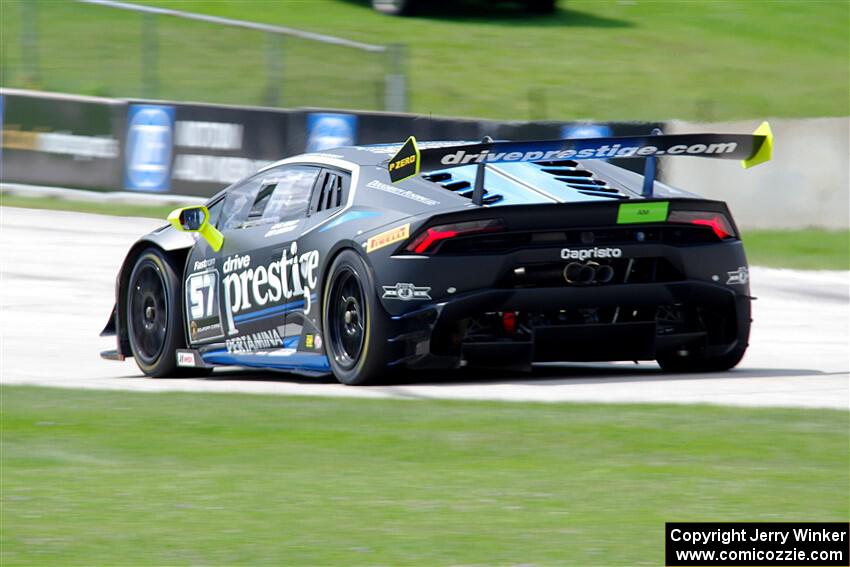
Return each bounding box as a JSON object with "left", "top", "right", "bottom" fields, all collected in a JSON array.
[{"left": 184, "top": 165, "right": 321, "bottom": 351}]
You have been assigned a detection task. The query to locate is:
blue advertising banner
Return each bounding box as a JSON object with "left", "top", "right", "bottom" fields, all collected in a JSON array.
[
  {"left": 125, "top": 104, "right": 175, "bottom": 192},
  {"left": 305, "top": 113, "right": 357, "bottom": 152},
  {"left": 561, "top": 123, "right": 613, "bottom": 140}
]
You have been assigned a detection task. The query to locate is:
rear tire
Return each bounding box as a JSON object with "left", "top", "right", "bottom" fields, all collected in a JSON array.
[
  {"left": 322, "top": 250, "right": 394, "bottom": 385},
  {"left": 657, "top": 309, "right": 750, "bottom": 373},
  {"left": 126, "top": 248, "right": 212, "bottom": 378}
]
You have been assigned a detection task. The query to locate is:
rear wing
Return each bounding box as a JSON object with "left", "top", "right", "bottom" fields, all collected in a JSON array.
[{"left": 386, "top": 122, "right": 773, "bottom": 185}]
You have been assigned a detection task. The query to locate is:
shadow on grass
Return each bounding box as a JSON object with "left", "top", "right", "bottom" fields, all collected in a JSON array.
[{"left": 339, "top": 0, "right": 634, "bottom": 28}]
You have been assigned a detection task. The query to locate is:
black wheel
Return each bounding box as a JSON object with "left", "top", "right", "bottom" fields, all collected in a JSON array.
[
  {"left": 525, "top": 0, "right": 556, "bottom": 14},
  {"left": 657, "top": 302, "right": 750, "bottom": 373},
  {"left": 322, "top": 250, "right": 394, "bottom": 385},
  {"left": 372, "top": 0, "right": 418, "bottom": 16},
  {"left": 126, "top": 248, "right": 211, "bottom": 378}
]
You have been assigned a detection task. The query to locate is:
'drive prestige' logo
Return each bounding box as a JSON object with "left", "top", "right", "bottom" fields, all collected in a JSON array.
[
  {"left": 561, "top": 247, "right": 623, "bottom": 261},
  {"left": 222, "top": 242, "right": 320, "bottom": 334}
]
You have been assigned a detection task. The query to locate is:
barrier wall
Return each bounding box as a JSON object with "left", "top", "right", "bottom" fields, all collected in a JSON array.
[
  {"left": 664, "top": 118, "right": 850, "bottom": 229},
  {"left": 0, "top": 90, "right": 125, "bottom": 190},
  {"left": 4, "top": 87, "right": 845, "bottom": 230},
  {"left": 0, "top": 88, "right": 658, "bottom": 198}
]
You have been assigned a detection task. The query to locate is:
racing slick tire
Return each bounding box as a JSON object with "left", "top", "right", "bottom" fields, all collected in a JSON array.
[
  {"left": 126, "top": 248, "right": 211, "bottom": 378},
  {"left": 372, "top": 0, "right": 419, "bottom": 16},
  {"left": 656, "top": 314, "right": 750, "bottom": 373},
  {"left": 322, "top": 250, "right": 394, "bottom": 385}
]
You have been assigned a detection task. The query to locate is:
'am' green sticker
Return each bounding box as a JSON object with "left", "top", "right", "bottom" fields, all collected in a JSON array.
[{"left": 617, "top": 201, "right": 669, "bottom": 224}]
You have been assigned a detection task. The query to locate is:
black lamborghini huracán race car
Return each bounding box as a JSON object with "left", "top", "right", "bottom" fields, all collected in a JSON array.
[{"left": 101, "top": 125, "right": 773, "bottom": 384}]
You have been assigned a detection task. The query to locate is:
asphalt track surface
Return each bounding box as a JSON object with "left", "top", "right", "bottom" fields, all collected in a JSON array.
[{"left": 1, "top": 206, "right": 848, "bottom": 409}]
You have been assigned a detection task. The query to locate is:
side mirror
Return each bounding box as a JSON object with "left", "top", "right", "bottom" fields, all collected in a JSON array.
[
  {"left": 167, "top": 205, "right": 224, "bottom": 252},
  {"left": 179, "top": 206, "right": 207, "bottom": 231}
]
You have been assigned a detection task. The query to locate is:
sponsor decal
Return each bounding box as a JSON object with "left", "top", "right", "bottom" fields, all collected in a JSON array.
[
  {"left": 561, "top": 247, "right": 623, "bottom": 261},
  {"left": 366, "top": 179, "right": 438, "bottom": 206},
  {"left": 382, "top": 283, "right": 431, "bottom": 301},
  {"left": 226, "top": 329, "right": 283, "bottom": 354},
  {"left": 264, "top": 219, "right": 300, "bottom": 238},
  {"left": 193, "top": 258, "right": 216, "bottom": 272},
  {"left": 125, "top": 104, "right": 175, "bottom": 192},
  {"left": 185, "top": 270, "right": 224, "bottom": 341},
  {"left": 176, "top": 351, "right": 196, "bottom": 367},
  {"left": 387, "top": 136, "right": 420, "bottom": 182},
  {"left": 305, "top": 334, "right": 314, "bottom": 349},
  {"left": 617, "top": 201, "right": 669, "bottom": 224},
  {"left": 366, "top": 224, "right": 410, "bottom": 253},
  {"left": 306, "top": 113, "right": 357, "bottom": 152},
  {"left": 438, "top": 142, "right": 739, "bottom": 166},
  {"left": 191, "top": 321, "right": 223, "bottom": 341},
  {"left": 221, "top": 242, "right": 320, "bottom": 334},
  {"left": 726, "top": 266, "right": 749, "bottom": 285},
  {"left": 314, "top": 334, "right": 323, "bottom": 349}
]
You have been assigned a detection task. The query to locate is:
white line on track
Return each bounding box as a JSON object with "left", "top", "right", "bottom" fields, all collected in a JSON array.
[{"left": 1, "top": 206, "right": 847, "bottom": 409}]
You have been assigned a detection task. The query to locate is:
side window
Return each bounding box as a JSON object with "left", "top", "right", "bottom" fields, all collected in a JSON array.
[
  {"left": 219, "top": 166, "right": 320, "bottom": 230},
  {"left": 206, "top": 197, "right": 224, "bottom": 228},
  {"left": 256, "top": 166, "right": 320, "bottom": 224},
  {"left": 310, "top": 169, "right": 351, "bottom": 215},
  {"left": 219, "top": 175, "right": 265, "bottom": 230}
]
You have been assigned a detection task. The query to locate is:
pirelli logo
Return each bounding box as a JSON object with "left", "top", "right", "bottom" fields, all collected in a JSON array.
[
  {"left": 366, "top": 223, "right": 410, "bottom": 253},
  {"left": 387, "top": 136, "right": 420, "bottom": 182}
]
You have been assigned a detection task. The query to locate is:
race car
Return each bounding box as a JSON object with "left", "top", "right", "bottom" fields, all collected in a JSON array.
[{"left": 101, "top": 125, "right": 772, "bottom": 384}]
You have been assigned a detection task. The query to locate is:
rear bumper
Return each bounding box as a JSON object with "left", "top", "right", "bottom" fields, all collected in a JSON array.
[
  {"left": 389, "top": 280, "right": 749, "bottom": 367},
  {"left": 397, "top": 280, "right": 734, "bottom": 320}
]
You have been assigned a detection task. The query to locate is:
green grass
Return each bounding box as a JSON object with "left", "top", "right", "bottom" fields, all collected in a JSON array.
[
  {"left": 0, "top": 193, "right": 180, "bottom": 219},
  {"left": 1, "top": 386, "right": 847, "bottom": 566},
  {"left": 1, "top": 0, "right": 847, "bottom": 120},
  {"left": 743, "top": 229, "right": 850, "bottom": 270}
]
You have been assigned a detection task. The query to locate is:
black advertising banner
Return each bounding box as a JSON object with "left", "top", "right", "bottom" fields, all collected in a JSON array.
[
  {"left": 124, "top": 100, "right": 294, "bottom": 197},
  {"left": 666, "top": 522, "right": 849, "bottom": 566},
  {"left": 0, "top": 89, "right": 124, "bottom": 190}
]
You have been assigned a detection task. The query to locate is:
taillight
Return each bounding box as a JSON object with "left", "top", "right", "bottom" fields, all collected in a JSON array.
[
  {"left": 667, "top": 210, "right": 736, "bottom": 240},
  {"left": 406, "top": 219, "right": 504, "bottom": 254}
]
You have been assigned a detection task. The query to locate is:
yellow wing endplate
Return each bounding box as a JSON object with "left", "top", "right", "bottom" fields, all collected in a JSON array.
[
  {"left": 742, "top": 121, "right": 773, "bottom": 169},
  {"left": 167, "top": 205, "right": 224, "bottom": 252},
  {"left": 387, "top": 136, "right": 421, "bottom": 183}
]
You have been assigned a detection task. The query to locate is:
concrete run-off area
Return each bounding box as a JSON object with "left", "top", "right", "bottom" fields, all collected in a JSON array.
[{"left": 1, "top": 207, "right": 847, "bottom": 409}]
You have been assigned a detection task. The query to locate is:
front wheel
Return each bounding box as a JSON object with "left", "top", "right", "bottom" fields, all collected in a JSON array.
[
  {"left": 126, "top": 248, "right": 211, "bottom": 378},
  {"left": 322, "top": 250, "right": 394, "bottom": 385}
]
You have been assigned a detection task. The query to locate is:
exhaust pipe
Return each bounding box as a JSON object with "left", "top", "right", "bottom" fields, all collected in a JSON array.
[
  {"left": 564, "top": 262, "right": 596, "bottom": 284},
  {"left": 563, "top": 261, "right": 614, "bottom": 284},
  {"left": 595, "top": 264, "right": 615, "bottom": 283}
]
